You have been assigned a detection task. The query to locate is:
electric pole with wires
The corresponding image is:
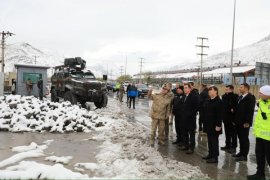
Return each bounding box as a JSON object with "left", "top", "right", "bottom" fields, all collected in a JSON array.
[
  {"left": 196, "top": 37, "right": 209, "bottom": 87},
  {"left": 1, "top": 31, "right": 15, "bottom": 72},
  {"left": 139, "top": 57, "right": 144, "bottom": 83}
]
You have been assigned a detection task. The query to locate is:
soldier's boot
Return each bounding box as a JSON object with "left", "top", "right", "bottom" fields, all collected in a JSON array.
[
  {"left": 150, "top": 139, "right": 155, "bottom": 147},
  {"left": 158, "top": 140, "right": 165, "bottom": 146}
]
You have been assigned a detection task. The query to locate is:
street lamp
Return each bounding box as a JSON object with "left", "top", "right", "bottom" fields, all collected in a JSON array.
[{"left": 230, "top": 0, "right": 236, "bottom": 84}]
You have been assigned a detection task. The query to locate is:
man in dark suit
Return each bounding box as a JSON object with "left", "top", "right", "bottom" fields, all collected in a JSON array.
[
  {"left": 199, "top": 84, "right": 209, "bottom": 133},
  {"left": 202, "top": 86, "right": 223, "bottom": 163},
  {"left": 180, "top": 84, "right": 199, "bottom": 154},
  {"left": 233, "top": 83, "right": 256, "bottom": 161},
  {"left": 221, "top": 85, "right": 238, "bottom": 153}
]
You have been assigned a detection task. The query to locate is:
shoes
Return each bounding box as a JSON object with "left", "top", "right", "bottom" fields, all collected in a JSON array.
[
  {"left": 227, "top": 148, "right": 236, "bottom": 154},
  {"left": 206, "top": 158, "right": 218, "bottom": 163},
  {"left": 179, "top": 146, "right": 189, "bottom": 151},
  {"left": 186, "top": 149, "right": 194, "bottom": 154},
  {"left": 235, "top": 156, "right": 247, "bottom": 162},
  {"left": 221, "top": 146, "right": 230, "bottom": 151},
  {"left": 202, "top": 155, "right": 212, "bottom": 160},
  {"left": 247, "top": 174, "right": 266, "bottom": 180},
  {"left": 172, "top": 140, "right": 180, "bottom": 144},
  {"left": 178, "top": 142, "right": 184, "bottom": 147},
  {"left": 232, "top": 153, "right": 242, "bottom": 158}
]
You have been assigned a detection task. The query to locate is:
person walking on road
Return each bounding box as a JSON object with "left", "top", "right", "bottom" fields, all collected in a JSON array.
[
  {"left": 202, "top": 86, "right": 223, "bottom": 163},
  {"left": 233, "top": 83, "right": 256, "bottom": 161},
  {"left": 172, "top": 85, "right": 184, "bottom": 145},
  {"left": 247, "top": 85, "right": 270, "bottom": 180},
  {"left": 126, "top": 83, "right": 131, "bottom": 104},
  {"left": 198, "top": 84, "right": 209, "bottom": 133},
  {"left": 127, "top": 83, "right": 138, "bottom": 109},
  {"left": 118, "top": 82, "right": 125, "bottom": 102},
  {"left": 180, "top": 84, "right": 199, "bottom": 154},
  {"left": 221, "top": 85, "right": 238, "bottom": 154},
  {"left": 148, "top": 83, "right": 173, "bottom": 146}
]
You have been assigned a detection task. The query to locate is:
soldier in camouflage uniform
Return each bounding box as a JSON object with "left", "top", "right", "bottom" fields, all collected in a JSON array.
[
  {"left": 148, "top": 83, "right": 174, "bottom": 146},
  {"left": 164, "top": 83, "right": 174, "bottom": 140}
]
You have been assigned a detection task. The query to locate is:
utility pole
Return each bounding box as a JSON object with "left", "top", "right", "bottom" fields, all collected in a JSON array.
[
  {"left": 196, "top": 37, "right": 209, "bottom": 87},
  {"left": 139, "top": 58, "right": 144, "bottom": 83},
  {"left": 124, "top": 53, "right": 127, "bottom": 81},
  {"left": 110, "top": 69, "right": 113, "bottom": 80},
  {"left": 230, "top": 0, "right": 237, "bottom": 85},
  {"left": 120, "top": 66, "right": 124, "bottom": 77},
  {"left": 1, "top": 31, "right": 15, "bottom": 72}
]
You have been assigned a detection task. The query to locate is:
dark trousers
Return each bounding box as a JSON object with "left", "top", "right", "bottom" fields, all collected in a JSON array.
[
  {"left": 255, "top": 138, "right": 270, "bottom": 175},
  {"left": 199, "top": 110, "right": 206, "bottom": 132},
  {"left": 126, "top": 95, "right": 129, "bottom": 103},
  {"left": 207, "top": 134, "right": 219, "bottom": 159},
  {"left": 183, "top": 128, "right": 195, "bottom": 150},
  {"left": 129, "top": 97, "right": 135, "bottom": 108},
  {"left": 224, "top": 122, "right": 237, "bottom": 148},
  {"left": 237, "top": 125, "right": 250, "bottom": 157},
  {"left": 175, "top": 115, "right": 183, "bottom": 143}
]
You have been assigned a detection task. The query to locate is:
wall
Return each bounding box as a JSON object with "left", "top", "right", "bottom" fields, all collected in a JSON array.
[{"left": 16, "top": 67, "right": 48, "bottom": 97}]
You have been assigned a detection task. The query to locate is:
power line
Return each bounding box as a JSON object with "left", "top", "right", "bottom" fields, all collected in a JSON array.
[
  {"left": 1, "top": 31, "right": 15, "bottom": 72},
  {"left": 196, "top": 37, "right": 209, "bottom": 87},
  {"left": 139, "top": 58, "right": 145, "bottom": 83},
  {"left": 120, "top": 66, "right": 124, "bottom": 77}
]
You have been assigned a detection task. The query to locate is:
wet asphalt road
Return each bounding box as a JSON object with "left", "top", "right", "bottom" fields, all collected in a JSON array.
[{"left": 110, "top": 92, "right": 270, "bottom": 180}]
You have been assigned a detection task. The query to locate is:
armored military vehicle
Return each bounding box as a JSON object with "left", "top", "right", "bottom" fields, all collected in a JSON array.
[{"left": 51, "top": 57, "right": 108, "bottom": 108}]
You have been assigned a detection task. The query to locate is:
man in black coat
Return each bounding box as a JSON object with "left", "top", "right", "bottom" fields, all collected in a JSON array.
[
  {"left": 202, "top": 86, "right": 223, "bottom": 163},
  {"left": 180, "top": 84, "right": 199, "bottom": 154},
  {"left": 221, "top": 85, "right": 239, "bottom": 153},
  {"left": 233, "top": 83, "right": 256, "bottom": 161},
  {"left": 172, "top": 85, "right": 184, "bottom": 145},
  {"left": 199, "top": 84, "right": 209, "bottom": 133}
]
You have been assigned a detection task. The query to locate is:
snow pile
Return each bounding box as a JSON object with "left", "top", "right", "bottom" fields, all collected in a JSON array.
[
  {"left": 0, "top": 140, "right": 89, "bottom": 179},
  {"left": 0, "top": 161, "right": 89, "bottom": 179},
  {"left": 45, "top": 156, "right": 73, "bottom": 164},
  {"left": 0, "top": 95, "right": 106, "bottom": 133},
  {"left": 0, "top": 141, "right": 50, "bottom": 169},
  {"left": 75, "top": 99, "right": 209, "bottom": 179}
]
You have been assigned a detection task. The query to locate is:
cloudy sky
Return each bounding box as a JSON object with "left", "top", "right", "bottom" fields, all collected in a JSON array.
[{"left": 1, "top": 0, "right": 270, "bottom": 76}]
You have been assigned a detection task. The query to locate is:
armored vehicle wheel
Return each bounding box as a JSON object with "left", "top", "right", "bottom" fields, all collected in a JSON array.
[
  {"left": 94, "top": 94, "right": 108, "bottom": 108},
  {"left": 64, "top": 91, "right": 78, "bottom": 105}
]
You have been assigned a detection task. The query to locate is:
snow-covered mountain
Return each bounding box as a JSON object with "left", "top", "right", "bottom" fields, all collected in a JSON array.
[
  {"left": 3, "top": 43, "right": 111, "bottom": 78},
  {"left": 4, "top": 43, "right": 65, "bottom": 72}
]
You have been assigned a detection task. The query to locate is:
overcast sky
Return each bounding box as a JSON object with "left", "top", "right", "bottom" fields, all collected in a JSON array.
[{"left": 1, "top": 0, "right": 270, "bottom": 75}]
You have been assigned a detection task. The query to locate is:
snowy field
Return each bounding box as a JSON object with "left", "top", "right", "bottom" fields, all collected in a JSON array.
[{"left": 0, "top": 95, "right": 208, "bottom": 179}]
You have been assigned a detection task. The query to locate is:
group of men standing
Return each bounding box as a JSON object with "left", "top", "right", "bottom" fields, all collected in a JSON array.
[{"left": 148, "top": 82, "right": 270, "bottom": 180}]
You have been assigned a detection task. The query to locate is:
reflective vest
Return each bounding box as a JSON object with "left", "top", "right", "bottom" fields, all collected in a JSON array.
[{"left": 253, "top": 99, "right": 270, "bottom": 141}]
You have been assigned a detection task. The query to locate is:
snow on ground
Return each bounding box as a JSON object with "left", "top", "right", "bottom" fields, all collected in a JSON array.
[
  {"left": 0, "top": 95, "right": 208, "bottom": 179},
  {"left": 45, "top": 156, "right": 73, "bottom": 164},
  {"left": 0, "top": 161, "right": 89, "bottom": 179},
  {"left": 0, "top": 142, "right": 48, "bottom": 169},
  {"left": 0, "top": 95, "right": 105, "bottom": 133},
  {"left": 74, "top": 98, "right": 209, "bottom": 179}
]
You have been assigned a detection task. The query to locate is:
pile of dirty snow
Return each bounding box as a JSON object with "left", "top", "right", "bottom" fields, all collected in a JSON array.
[
  {"left": 0, "top": 95, "right": 106, "bottom": 133},
  {"left": 74, "top": 98, "right": 209, "bottom": 179}
]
